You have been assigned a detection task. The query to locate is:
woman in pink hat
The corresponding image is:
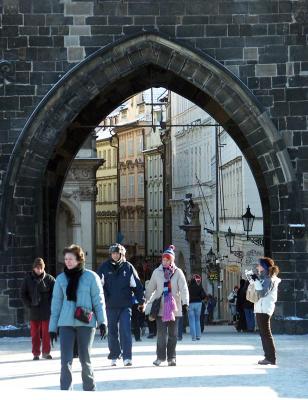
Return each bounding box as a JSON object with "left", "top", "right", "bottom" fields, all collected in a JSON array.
[{"left": 145, "top": 245, "right": 189, "bottom": 366}]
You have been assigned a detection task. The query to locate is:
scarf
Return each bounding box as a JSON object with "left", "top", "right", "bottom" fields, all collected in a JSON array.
[
  {"left": 162, "top": 263, "right": 177, "bottom": 322},
  {"left": 31, "top": 271, "right": 45, "bottom": 306},
  {"left": 64, "top": 265, "right": 84, "bottom": 302}
]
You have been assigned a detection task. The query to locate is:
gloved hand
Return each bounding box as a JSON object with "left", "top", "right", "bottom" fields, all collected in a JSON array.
[
  {"left": 49, "top": 331, "right": 58, "bottom": 347},
  {"left": 182, "top": 304, "right": 188, "bottom": 314},
  {"left": 99, "top": 323, "right": 108, "bottom": 340},
  {"left": 137, "top": 303, "right": 145, "bottom": 313}
]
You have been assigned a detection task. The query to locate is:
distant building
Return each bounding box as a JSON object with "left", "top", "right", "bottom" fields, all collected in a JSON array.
[
  {"left": 96, "top": 89, "right": 165, "bottom": 277},
  {"left": 170, "top": 92, "right": 264, "bottom": 320},
  {"left": 57, "top": 135, "right": 102, "bottom": 272},
  {"left": 96, "top": 137, "right": 118, "bottom": 265}
]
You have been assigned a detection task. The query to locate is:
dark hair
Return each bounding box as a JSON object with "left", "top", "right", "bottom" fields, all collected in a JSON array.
[
  {"left": 260, "top": 256, "right": 280, "bottom": 277},
  {"left": 63, "top": 244, "right": 85, "bottom": 266},
  {"left": 32, "top": 257, "right": 45, "bottom": 269}
]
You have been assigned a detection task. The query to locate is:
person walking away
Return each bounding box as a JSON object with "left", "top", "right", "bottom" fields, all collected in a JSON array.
[
  {"left": 49, "top": 244, "right": 107, "bottom": 391},
  {"left": 227, "top": 286, "right": 238, "bottom": 325},
  {"left": 97, "top": 243, "right": 145, "bottom": 367},
  {"left": 206, "top": 294, "right": 216, "bottom": 324},
  {"left": 144, "top": 280, "right": 157, "bottom": 338},
  {"left": 253, "top": 257, "right": 281, "bottom": 365},
  {"left": 145, "top": 245, "right": 189, "bottom": 366},
  {"left": 236, "top": 279, "right": 247, "bottom": 332},
  {"left": 21, "top": 257, "right": 55, "bottom": 360},
  {"left": 243, "top": 280, "right": 255, "bottom": 332},
  {"left": 188, "top": 274, "right": 206, "bottom": 340},
  {"left": 132, "top": 293, "right": 145, "bottom": 341}
]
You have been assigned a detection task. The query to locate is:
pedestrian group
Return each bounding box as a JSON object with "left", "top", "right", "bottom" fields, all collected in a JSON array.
[{"left": 21, "top": 243, "right": 281, "bottom": 390}]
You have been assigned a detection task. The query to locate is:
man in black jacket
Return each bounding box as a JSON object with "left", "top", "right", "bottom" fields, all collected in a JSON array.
[
  {"left": 21, "top": 258, "right": 55, "bottom": 360},
  {"left": 97, "top": 244, "right": 145, "bottom": 367}
]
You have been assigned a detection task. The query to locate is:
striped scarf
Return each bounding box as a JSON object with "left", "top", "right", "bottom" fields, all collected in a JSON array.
[{"left": 162, "top": 264, "right": 177, "bottom": 322}]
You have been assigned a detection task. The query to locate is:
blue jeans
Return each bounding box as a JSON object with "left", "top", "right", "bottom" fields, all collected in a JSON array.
[
  {"left": 188, "top": 302, "right": 202, "bottom": 339},
  {"left": 244, "top": 308, "right": 255, "bottom": 331},
  {"left": 59, "top": 326, "right": 96, "bottom": 391},
  {"left": 107, "top": 307, "right": 132, "bottom": 360}
]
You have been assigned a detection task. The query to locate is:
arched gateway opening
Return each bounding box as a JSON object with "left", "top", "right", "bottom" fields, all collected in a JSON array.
[{"left": 1, "top": 32, "right": 298, "bottom": 320}]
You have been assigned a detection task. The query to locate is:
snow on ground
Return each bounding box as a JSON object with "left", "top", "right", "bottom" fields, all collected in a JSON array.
[{"left": 0, "top": 325, "right": 307, "bottom": 399}]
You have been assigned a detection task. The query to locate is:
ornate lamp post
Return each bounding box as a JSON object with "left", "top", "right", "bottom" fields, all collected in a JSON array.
[
  {"left": 225, "top": 227, "right": 235, "bottom": 252},
  {"left": 224, "top": 226, "right": 244, "bottom": 259},
  {"left": 241, "top": 205, "right": 263, "bottom": 246},
  {"left": 242, "top": 205, "right": 255, "bottom": 240}
]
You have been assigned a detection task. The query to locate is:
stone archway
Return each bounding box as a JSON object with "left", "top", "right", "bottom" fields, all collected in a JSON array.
[{"left": 1, "top": 32, "right": 300, "bottom": 319}]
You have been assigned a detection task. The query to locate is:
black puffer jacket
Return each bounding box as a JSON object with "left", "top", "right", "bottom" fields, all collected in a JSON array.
[
  {"left": 188, "top": 281, "right": 206, "bottom": 303},
  {"left": 21, "top": 271, "right": 55, "bottom": 320}
]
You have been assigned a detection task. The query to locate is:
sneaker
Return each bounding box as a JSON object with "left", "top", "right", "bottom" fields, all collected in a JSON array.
[
  {"left": 123, "top": 359, "right": 132, "bottom": 366},
  {"left": 258, "top": 358, "right": 276, "bottom": 365},
  {"left": 153, "top": 359, "right": 163, "bottom": 366},
  {"left": 111, "top": 359, "right": 117, "bottom": 367},
  {"left": 196, "top": 337, "right": 200, "bottom": 340},
  {"left": 42, "top": 353, "right": 52, "bottom": 359},
  {"left": 168, "top": 358, "right": 176, "bottom": 366},
  {"left": 33, "top": 356, "right": 39, "bottom": 360}
]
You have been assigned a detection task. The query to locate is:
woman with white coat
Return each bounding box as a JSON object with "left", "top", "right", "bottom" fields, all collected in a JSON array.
[{"left": 254, "top": 257, "right": 281, "bottom": 365}]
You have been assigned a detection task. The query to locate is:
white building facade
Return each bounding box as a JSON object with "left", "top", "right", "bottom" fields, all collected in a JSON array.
[{"left": 170, "top": 92, "right": 264, "bottom": 319}]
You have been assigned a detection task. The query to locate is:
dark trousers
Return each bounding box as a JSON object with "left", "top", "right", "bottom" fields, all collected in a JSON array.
[
  {"left": 107, "top": 307, "right": 132, "bottom": 360},
  {"left": 256, "top": 313, "right": 276, "bottom": 363},
  {"left": 132, "top": 304, "right": 145, "bottom": 340},
  {"left": 59, "top": 326, "right": 96, "bottom": 391},
  {"left": 30, "top": 320, "right": 50, "bottom": 356},
  {"left": 146, "top": 317, "right": 157, "bottom": 336},
  {"left": 156, "top": 317, "right": 178, "bottom": 361}
]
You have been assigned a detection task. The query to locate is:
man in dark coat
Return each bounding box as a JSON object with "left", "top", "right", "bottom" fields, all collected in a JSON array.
[
  {"left": 21, "top": 257, "right": 55, "bottom": 360},
  {"left": 97, "top": 243, "right": 145, "bottom": 367}
]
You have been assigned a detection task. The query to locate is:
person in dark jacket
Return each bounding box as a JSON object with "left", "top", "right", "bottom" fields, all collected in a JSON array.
[
  {"left": 243, "top": 280, "right": 255, "bottom": 332},
  {"left": 21, "top": 257, "right": 55, "bottom": 360},
  {"left": 236, "top": 279, "right": 248, "bottom": 332},
  {"left": 97, "top": 243, "right": 145, "bottom": 367},
  {"left": 188, "top": 274, "right": 206, "bottom": 340}
]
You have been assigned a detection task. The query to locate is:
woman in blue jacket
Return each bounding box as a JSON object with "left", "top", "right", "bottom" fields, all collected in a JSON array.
[{"left": 49, "top": 244, "right": 107, "bottom": 391}]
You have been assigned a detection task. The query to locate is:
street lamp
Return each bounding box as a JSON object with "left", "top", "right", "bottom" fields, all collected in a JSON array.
[
  {"left": 224, "top": 227, "right": 244, "bottom": 259},
  {"left": 242, "top": 205, "right": 255, "bottom": 240},
  {"left": 241, "top": 205, "right": 264, "bottom": 247},
  {"left": 225, "top": 227, "right": 235, "bottom": 252}
]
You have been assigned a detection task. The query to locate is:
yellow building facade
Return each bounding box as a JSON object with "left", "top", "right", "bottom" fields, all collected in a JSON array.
[{"left": 96, "top": 137, "right": 118, "bottom": 265}]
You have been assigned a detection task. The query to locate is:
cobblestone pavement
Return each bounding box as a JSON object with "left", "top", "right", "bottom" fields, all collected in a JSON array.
[{"left": 0, "top": 325, "right": 306, "bottom": 399}]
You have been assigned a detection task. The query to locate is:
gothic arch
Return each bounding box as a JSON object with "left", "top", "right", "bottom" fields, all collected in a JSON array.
[{"left": 1, "top": 32, "right": 297, "bottom": 258}]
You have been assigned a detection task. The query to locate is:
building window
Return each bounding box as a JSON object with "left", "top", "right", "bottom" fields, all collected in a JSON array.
[
  {"left": 137, "top": 134, "right": 143, "bottom": 155},
  {"left": 120, "top": 175, "right": 126, "bottom": 199},
  {"left": 128, "top": 175, "right": 134, "bottom": 198},
  {"left": 127, "top": 137, "right": 134, "bottom": 157},
  {"left": 137, "top": 174, "right": 144, "bottom": 198},
  {"left": 221, "top": 157, "right": 243, "bottom": 218},
  {"left": 119, "top": 142, "right": 125, "bottom": 159}
]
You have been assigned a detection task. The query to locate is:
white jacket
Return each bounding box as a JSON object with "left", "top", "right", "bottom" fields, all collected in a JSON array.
[
  {"left": 145, "top": 265, "right": 189, "bottom": 317},
  {"left": 254, "top": 275, "right": 281, "bottom": 316}
]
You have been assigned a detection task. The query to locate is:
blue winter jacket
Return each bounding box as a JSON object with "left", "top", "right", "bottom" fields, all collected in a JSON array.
[
  {"left": 49, "top": 269, "right": 107, "bottom": 332},
  {"left": 97, "top": 259, "right": 145, "bottom": 309}
]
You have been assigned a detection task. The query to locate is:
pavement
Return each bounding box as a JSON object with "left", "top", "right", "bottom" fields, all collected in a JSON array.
[{"left": 0, "top": 325, "right": 307, "bottom": 399}]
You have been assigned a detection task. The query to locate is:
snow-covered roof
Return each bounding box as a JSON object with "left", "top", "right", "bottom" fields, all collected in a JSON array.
[{"left": 142, "top": 88, "right": 167, "bottom": 104}]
